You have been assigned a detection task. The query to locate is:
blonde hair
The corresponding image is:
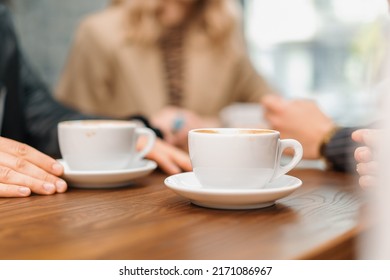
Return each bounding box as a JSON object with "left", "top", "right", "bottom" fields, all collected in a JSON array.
[{"left": 112, "top": 0, "right": 241, "bottom": 47}]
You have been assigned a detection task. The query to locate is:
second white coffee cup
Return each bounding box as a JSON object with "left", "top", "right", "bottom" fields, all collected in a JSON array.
[
  {"left": 189, "top": 128, "right": 303, "bottom": 189},
  {"left": 58, "top": 120, "right": 156, "bottom": 171}
]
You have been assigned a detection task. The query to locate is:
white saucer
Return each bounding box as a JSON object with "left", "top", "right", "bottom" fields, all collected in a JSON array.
[
  {"left": 58, "top": 159, "right": 157, "bottom": 188},
  {"left": 164, "top": 172, "right": 302, "bottom": 210}
]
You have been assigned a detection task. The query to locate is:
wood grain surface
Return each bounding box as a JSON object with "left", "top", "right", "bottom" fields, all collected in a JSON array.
[{"left": 0, "top": 169, "right": 366, "bottom": 260}]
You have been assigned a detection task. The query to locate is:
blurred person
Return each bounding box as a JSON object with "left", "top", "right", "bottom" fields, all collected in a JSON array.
[
  {"left": 262, "top": 95, "right": 359, "bottom": 173},
  {"left": 55, "top": 0, "right": 274, "bottom": 148},
  {"left": 0, "top": 3, "right": 191, "bottom": 197}
]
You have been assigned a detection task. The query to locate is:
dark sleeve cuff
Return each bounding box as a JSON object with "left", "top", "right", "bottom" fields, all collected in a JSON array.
[
  {"left": 322, "top": 127, "right": 360, "bottom": 173},
  {"left": 128, "top": 115, "right": 164, "bottom": 139}
]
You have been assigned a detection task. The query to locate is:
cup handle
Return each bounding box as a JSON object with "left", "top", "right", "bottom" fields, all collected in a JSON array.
[
  {"left": 135, "top": 127, "right": 156, "bottom": 162},
  {"left": 271, "top": 139, "right": 303, "bottom": 181}
]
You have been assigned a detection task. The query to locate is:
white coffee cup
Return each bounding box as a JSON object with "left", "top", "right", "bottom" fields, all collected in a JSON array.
[
  {"left": 189, "top": 128, "right": 303, "bottom": 189},
  {"left": 58, "top": 120, "right": 156, "bottom": 171}
]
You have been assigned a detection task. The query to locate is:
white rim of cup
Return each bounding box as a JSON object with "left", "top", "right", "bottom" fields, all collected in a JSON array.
[
  {"left": 189, "top": 128, "right": 279, "bottom": 136},
  {"left": 58, "top": 120, "right": 138, "bottom": 129}
]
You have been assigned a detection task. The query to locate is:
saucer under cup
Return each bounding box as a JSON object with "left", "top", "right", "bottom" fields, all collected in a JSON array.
[
  {"left": 59, "top": 159, "right": 157, "bottom": 188},
  {"left": 164, "top": 172, "right": 302, "bottom": 210}
]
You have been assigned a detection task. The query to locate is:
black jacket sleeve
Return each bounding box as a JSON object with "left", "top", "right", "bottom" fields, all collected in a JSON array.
[
  {"left": 0, "top": 4, "right": 97, "bottom": 157},
  {"left": 323, "top": 127, "right": 359, "bottom": 173},
  {"left": 21, "top": 57, "right": 94, "bottom": 157}
]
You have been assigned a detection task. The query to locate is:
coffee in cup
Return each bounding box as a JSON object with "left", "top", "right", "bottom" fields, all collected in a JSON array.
[
  {"left": 58, "top": 120, "right": 156, "bottom": 171},
  {"left": 189, "top": 128, "right": 303, "bottom": 189}
]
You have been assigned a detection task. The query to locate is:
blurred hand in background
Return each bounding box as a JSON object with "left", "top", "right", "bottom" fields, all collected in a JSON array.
[
  {"left": 137, "top": 134, "right": 192, "bottom": 175},
  {"left": 262, "top": 94, "right": 335, "bottom": 159},
  {"left": 151, "top": 106, "right": 219, "bottom": 150}
]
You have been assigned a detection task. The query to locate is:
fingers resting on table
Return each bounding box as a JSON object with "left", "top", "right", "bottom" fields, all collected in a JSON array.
[{"left": 0, "top": 137, "right": 67, "bottom": 198}]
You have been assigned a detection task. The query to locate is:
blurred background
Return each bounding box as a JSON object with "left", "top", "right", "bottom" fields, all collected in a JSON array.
[
  {"left": 11, "top": 0, "right": 390, "bottom": 127},
  {"left": 11, "top": 0, "right": 107, "bottom": 87},
  {"left": 244, "top": 0, "right": 389, "bottom": 126}
]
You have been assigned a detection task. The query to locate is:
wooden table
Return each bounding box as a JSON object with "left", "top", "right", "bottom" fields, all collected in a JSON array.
[{"left": 0, "top": 168, "right": 365, "bottom": 260}]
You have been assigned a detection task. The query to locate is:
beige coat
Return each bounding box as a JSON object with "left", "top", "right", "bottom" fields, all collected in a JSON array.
[{"left": 56, "top": 6, "right": 274, "bottom": 119}]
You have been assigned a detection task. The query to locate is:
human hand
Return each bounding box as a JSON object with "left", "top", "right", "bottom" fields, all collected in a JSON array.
[
  {"left": 0, "top": 137, "right": 67, "bottom": 197},
  {"left": 352, "top": 129, "right": 379, "bottom": 189},
  {"left": 262, "top": 94, "right": 335, "bottom": 159},
  {"left": 138, "top": 137, "right": 192, "bottom": 175},
  {"left": 151, "top": 106, "right": 219, "bottom": 149}
]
